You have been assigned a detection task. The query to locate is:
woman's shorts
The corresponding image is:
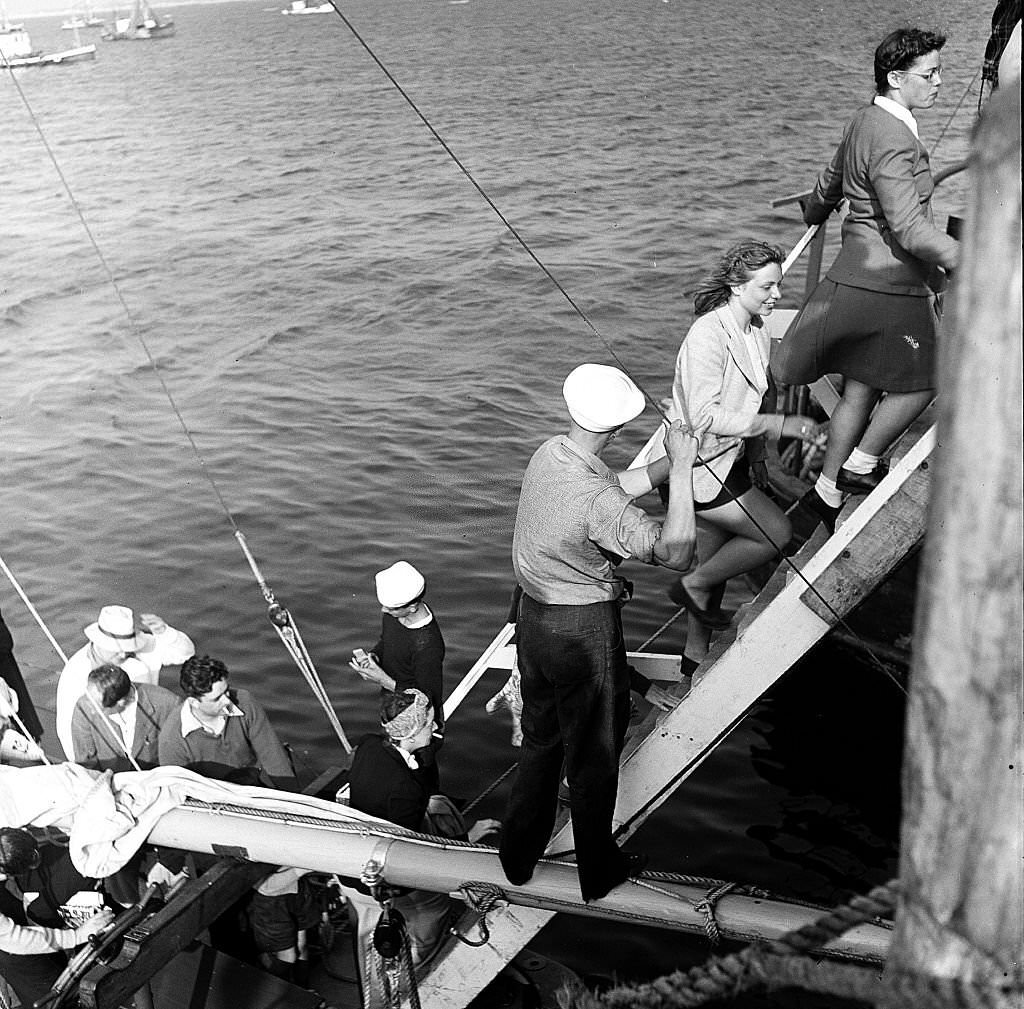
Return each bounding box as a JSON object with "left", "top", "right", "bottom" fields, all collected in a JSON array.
[{"left": 695, "top": 455, "right": 753, "bottom": 512}]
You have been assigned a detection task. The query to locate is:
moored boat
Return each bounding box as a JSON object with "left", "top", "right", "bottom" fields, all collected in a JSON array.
[
  {"left": 102, "top": 0, "right": 173, "bottom": 41},
  {"left": 281, "top": 1, "right": 335, "bottom": 14},
  {"left": 0, "top": 19, "right": 96, "bottom": 66}
]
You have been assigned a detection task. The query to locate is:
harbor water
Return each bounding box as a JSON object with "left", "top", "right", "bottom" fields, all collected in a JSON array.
[{"left": 2, "top": 0, "right": 988, "bottom": 999}]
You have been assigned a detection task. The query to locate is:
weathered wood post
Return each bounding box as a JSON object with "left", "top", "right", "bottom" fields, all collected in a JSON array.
[{"left": 881, "top": 84, "right": 1022, "bottom": 1003}]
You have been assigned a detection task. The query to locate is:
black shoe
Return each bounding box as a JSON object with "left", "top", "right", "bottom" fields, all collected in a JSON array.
[
  {"left": 680, "top": 655, "right": 699, "bottom": 677},
  {"left": 581, "top": 850, "right": 649, "bottom": 903},
  {"left": 667, "top": 582, "right": 733, "bottom": 629},
  {"left": 836, "top": 463, "right": 888, "bottom": 495},
  {"left": 797, "top": 488, "right": 840, "bottom": 535}
]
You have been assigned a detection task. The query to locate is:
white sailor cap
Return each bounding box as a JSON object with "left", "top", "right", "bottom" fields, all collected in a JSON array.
[
  {"left": 375, "top": 561, "right": 426, "bottom": 609},
  {"left": 562, "top": 363, "right": 646, "bottom": 433}
]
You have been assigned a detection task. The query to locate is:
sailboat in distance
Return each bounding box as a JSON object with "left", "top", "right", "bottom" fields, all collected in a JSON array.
[
  {"left": 62, "top": 2, "right": 105, "bottom": 29},
  {"left": 103, "top": 0, "right": 174, "bottom": 40}
]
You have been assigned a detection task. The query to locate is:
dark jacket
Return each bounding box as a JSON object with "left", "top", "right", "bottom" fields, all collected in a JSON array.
[
  {"left": 71, "top": 682, "right": 179, "bottom": 772},
  {"left": 347, "top": 733, "right": 432, "bottom": 831},
  {"left": 805, "top": 103, "right": 958, "bottom": 295}
]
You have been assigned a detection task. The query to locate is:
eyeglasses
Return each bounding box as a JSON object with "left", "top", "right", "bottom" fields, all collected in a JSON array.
[{"left": 900, "top": 66, "right": 942, "bottom": 83}]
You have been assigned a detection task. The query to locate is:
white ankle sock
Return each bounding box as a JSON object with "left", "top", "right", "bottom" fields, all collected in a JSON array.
[
  {"left": 815, "top": 475, "right": 843, "bottom": 508},
  {"left": 843, "top": 447, "right": 879, "bottom": 474}
]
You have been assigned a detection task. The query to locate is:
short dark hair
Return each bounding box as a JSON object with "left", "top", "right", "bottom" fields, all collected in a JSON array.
[
  {"left": 874, "top": 28, "right": 947, "bottom": 93},
  {"left": 180, "top": 655, "right": 229, "bottom": 698},
  {"left": 0, "top": 828, "right": 39, "bottom": 876},
  {"left": 88, "top": 664, "right": 132, "bottom": 709}
]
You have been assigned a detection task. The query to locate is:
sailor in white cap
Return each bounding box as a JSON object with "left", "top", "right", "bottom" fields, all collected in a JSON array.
[
  {"left": 54, "top": 604, "right": 194, "bottom": 761},
  {"left": 349, "top": 561, "right": 446, "bottom": 787},
  {"left": 498, "top": 363, "right": 703, "bottom": 903}
]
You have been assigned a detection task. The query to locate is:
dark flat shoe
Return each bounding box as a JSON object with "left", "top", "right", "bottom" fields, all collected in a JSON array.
[
  {"left": 582, "top": 850, "right": 649, "bottom": 903},
  {"left": 836, "top": 463, "right": 888, "bottom": 495},
  {"left": 667, "top": 582, "right": 733, "bottom": 629},
  {"left": 796, "top": 488, "right": 841, "bottom": 535}
]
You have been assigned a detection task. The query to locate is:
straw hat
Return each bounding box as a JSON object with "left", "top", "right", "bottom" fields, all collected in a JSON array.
[{"left": 83, "top": 605, "right": 145, "bottom": 653}]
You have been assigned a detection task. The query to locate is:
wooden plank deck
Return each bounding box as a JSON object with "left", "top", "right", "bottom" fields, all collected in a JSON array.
[{"left": 417, "top": 421, "right": 934, "bottom": 1008}]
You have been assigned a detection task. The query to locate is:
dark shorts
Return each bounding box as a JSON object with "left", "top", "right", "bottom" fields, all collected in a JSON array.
[
  {"left": 250, "top": 876, "right": 321, "bottom": 953},
  {"left": 695, "top": 455, "right": 753, "bottom": 512},
  {"left": 773, "top": 279, "right": 938, "bottom": 392}
]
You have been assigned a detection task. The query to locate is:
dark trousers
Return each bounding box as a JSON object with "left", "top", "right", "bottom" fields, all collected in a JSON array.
[
  {"left": 0, "top": 949, "right": 66, "bottom": 1005},
  {"left": 499, "top": 594, "right": 630, "bottom": 902}
]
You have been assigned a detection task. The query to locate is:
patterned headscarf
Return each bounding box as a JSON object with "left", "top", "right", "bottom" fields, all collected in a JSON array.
[{"left": 381, "top": 689, "right": 432, "bottom": 741}]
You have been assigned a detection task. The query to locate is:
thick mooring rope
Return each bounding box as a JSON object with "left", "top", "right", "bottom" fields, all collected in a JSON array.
[{"left": 561, "top": 879, "right": 1022, "bottom": 1009}]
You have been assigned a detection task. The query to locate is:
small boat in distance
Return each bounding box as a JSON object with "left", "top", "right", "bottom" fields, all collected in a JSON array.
[
  {"left": 103, "top": 0, "right": 174, "bottom": 40},
  {"left": 281, "top": 0, "right": 334, "bottom": 14},
  {"left": 62, "top": 3, "right": 106, "bottom": 29},
  {"left": 1, "top": 9, "right": 97, "bottom": 66}
]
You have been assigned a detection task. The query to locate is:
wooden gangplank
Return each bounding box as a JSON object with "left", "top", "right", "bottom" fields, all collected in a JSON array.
[{"left": 418, "top": 422, "right": 934, "bottom": 1007}]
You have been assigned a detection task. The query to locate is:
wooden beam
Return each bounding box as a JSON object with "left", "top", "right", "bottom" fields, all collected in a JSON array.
[
  {"left": 79, "top": 859, "right": 274, "bottom": 1009},
  {"left": 881, "top": 84, "right": 1023, "bottom": 1000}
]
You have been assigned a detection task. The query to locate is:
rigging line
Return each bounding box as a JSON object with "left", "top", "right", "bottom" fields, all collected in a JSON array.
[
  {"left": 323, "top": 1, "right": 661, "bottom": 416},
  {"left": 5, "top": 65, "right": 353, "bottom": 746},
  {"left": 933, "top": 65, "right": 982, "bottom": 153},
  {"left": 2, "top": 62, "right": 239, "bottom": 533},
  {"left": 0, "top": 552, "right": 69, "bottom": 665},
  {"left": 324, "top": 2, "right": 908, "bottom": 696}
]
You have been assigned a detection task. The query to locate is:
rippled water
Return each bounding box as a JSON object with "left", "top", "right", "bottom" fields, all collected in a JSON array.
[{"left": 1, "top": 0, "right": 988, "bottom": 995}]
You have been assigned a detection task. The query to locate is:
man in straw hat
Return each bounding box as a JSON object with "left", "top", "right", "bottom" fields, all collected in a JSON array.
[
  {"left": 54, "top": 604, "right": 194, "bottom": 761},
  {"left": 499, "top": 363, "right": 703, "bottom": 903}
]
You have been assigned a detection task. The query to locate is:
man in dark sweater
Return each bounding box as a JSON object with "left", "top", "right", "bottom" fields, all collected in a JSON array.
[{"left": 350, "top": 561, "right": 445, "bottom": 789}]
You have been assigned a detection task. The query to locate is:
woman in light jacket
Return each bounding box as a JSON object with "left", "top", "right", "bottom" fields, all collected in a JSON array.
[
  {"left": 774, "top": 27, "right": 959, "bottom": 530},
  {"left": 668, "top": 241, "right": 817, "bottom": 651}
]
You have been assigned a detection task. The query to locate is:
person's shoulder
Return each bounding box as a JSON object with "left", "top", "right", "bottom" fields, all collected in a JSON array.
[
  {"left": 138, "top": 682, "right": 180, "bottom": 708},
  {"left": 684, "top": 310, "right": 729, "bottom": 348},
  {"left": 853, "top": 104, "right": 912, "bottom": 144},
  {"left": 232, "top": 687, "right": 257, "bottom": 706}
]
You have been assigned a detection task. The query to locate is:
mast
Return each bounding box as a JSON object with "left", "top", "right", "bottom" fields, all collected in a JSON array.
[{"left": 880, "top": 82, "right": 1022, "bottom": 1000}]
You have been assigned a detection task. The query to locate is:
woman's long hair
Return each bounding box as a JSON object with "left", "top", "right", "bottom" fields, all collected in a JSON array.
[{"left": 692, "top": 240, "right": 784, "bottom": 316}]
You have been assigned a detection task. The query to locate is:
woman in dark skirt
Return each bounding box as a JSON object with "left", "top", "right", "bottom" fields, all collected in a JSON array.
[{"left": 774, "top": 27, "right": 959, "bottom": 530}]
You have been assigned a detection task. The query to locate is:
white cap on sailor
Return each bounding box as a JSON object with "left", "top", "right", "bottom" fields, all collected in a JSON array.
[
  {"left": 375, "top": 561, "right": 426, "bottom": 609},
  {"left": 562, "top": 363, "right": 646, "bottom": 433}
]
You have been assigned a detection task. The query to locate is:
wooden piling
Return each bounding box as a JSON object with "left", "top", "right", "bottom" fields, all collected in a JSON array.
[{"left": 880, "top": 84, "right": 1023, "bottom": 1003}]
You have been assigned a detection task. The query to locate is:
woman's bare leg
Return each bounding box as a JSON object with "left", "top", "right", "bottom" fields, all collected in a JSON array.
[
  {"left": 681, "top": 489, "right": 792, "bottom": 606},
  {"left": 857, "top": 389, "right": 934, "bottom": 456},
  {"left": 820, "top": 379, "right": 881, "bottom": 480}
]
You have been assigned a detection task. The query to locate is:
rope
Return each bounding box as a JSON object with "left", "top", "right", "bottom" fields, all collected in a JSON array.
[
  {"left": 561, "top": 878, "right": 1022, "bottom": 1009},
  {"left": 450, "top": 882, "right": 507, "bottom": 947},
  {"left": 0, "top": 552, "right": 69, "bottom": 665},
  {"left": 83, "top": 689, "right": 143, "bottom": 772},
  {"left": 461, "top": 760, "right": 518, "bottom": 816},
  {"left": 2, "top": 59, "right": 351, "bottom": 757}
]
